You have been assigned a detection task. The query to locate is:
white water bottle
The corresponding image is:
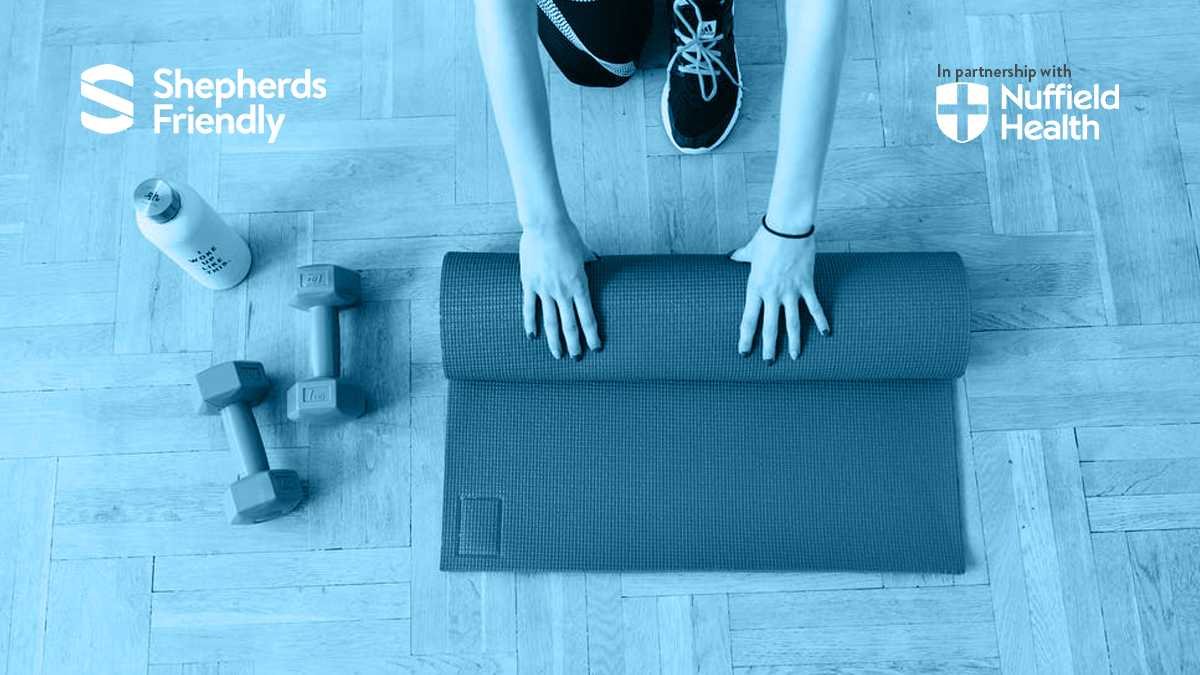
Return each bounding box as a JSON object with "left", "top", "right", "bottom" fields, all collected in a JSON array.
[{"left": 133, "top": 178, "right": 252, "bottom": 290}]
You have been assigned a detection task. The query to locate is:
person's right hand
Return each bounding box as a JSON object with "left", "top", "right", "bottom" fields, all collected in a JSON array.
[{"left": 520, "top": 223, "right": 602, "bottom": 359}]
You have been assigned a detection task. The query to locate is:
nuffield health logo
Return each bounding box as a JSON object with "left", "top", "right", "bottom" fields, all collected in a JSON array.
[
  {"left": 80, "top": 64, "right": 134, "bottom": 134},
  {"left": 936, "top": 82, "right": 988, "bottom": 143}
]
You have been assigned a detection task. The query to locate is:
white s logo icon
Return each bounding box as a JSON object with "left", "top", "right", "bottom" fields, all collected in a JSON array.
[{"left": 80, "top": 64, "right": 133, "bottom": 134}]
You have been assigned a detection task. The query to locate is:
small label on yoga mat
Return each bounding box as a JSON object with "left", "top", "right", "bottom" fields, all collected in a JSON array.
[{"left": 457, "top": 497, "right": 502, "bottom": 556}]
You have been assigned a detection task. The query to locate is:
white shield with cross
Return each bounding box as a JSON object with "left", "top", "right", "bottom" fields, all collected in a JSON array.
[{"left": 936, "top": 82, "right": 988, "bottom": 143}]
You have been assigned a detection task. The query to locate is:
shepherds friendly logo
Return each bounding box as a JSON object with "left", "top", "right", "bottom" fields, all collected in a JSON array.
[
  {"left": 80, "top": 64, "right": 134, "bottom": 134},
  {"left": 80, "top": 64, "right": 326, "bottom": 143},
  {"left": 935, "top": 64, "right": 1119, "bottom": 142}
]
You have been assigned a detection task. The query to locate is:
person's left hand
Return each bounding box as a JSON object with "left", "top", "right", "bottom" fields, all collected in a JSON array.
[{"left": 731, "top": 227, "right": 830, "bottom": 362}]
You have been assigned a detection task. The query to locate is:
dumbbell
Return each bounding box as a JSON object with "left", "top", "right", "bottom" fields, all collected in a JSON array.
[
  {"left": 196, "top": 360, "right": 304, "bottom": 525},
  {"left": 287, "top": 264, "right": 367, "bottom": 423}
]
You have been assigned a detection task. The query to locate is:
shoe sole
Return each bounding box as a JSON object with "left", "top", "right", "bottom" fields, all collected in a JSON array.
[{"left": 660, "top": 45, "right": 743, "bottom": 154}]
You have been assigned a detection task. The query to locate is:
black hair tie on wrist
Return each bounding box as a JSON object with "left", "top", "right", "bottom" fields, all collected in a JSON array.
[{"left": 761, "top": 215, "right": 815, "bottom": 239}]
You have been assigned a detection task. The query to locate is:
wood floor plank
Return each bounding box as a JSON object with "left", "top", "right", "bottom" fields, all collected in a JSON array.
[
  {"left": 729, "top": 586, "right": 993, "bottom": 630},
  {"left": 657, "top": 595, "right": 695, "bottom": 675},
  {"left": 1125, "top": 530, "right": 1200, "bottom": 674},
  {"left": 0, "top": 260, "right": 116, "bottom": 296},
  {"left": 734, "top": 661, "right": 1001, "bottom": 675},
  {"left": 337, "top": 298, "right": 411, "bottom": 428},
  {"left": 42, "top": 557, "right": 152, "bottom": 675},
  {"left": 622, "top": 596, "right": 662, "bottom": 675},
  {"left": 582, "top": 77, "right": 652, "bottom": 254},
  {"left": 967, "top": 13, "right": 1091, "bottom": 234},
  {"left": 1084, "top": 458, "right": 1200, "bottom": 498},
  {"left": 714, "top": 153, "right": 752, "bottom": 252},
  {"left": 621, "top": 571, "right": 881, "bottom": 597},
  {"left": 0, "top": 459, "right": 54, "bottom": 675},
  {"left": 0, "top": 385, "right": 211, "bottom": 458},
  {"left": 1080, "top": 95, "right": 1200, "bottom": 324},
  {"left": 0, "top": 0, "right": 41, "bottom": 174},
  {"left": 151, "top": 584, "right": 410, "bottom": 627},
  {"left": 52, "top": 449, "right": 310, "bottom": 557},
  {"left": 972, "top": 431, "right": 1038, "bottom": 675},
  {"left": 20, "top": 44, "right": 70, "bottom": 263},
  {"left": 313, "top": 232, "right": 519, "bottom": 271},
  {"left": 1040, "top": 429, "right": 1112, "bottom": 675},
  {"left": 306, "top": 424, "right": 411, "bottom": 548},
  {"left": 693, "top": 594, "right": 734, "bottom": 675},
  {"left": 548, "top": 67, "right": 586, "bottom": 224},
  {"left": 150, "top": 619, "right": 412, "bottom": 667},
  {"left": 0, "top": 291, "right": 115, "bottom": 328},
  {"left": 153, "top": 547, "right": 412, "bottom": 591},
  {"left": 391, "top": 0, "right": 454, "bottom": 117},
  {"left": 410, "top": 392, "right": 450, "bottom": 654},
  {"left": 44, "top": 0, "right": 270, "bottom": 44},
  {"left": 586, "top": 574, "right": 627, "bottom": 675},
  {"left": 241, "top": 211, "right": 312, "bottom": 447},
  {"left": 515, "top": 573, "right": 590, "bottom": 675},
  {"left": 0, "top": 174, "right": 26, "bottom": 233},
  {"left": 1077, "top": 423, "right": 1200, "bottom": 461},
  {"left": 1088, "top": 494, "right": 1200, "bottom": 531},
  {"left": 967, "top": 326, "right": 1200, "bottom": 431},
  {"left": 730, "top": 622, "right": 998, "bottom": 666},
  {"left": 0, "top": 352, "right": 209, "bottom": 393},
  {"left": 872, "top": 0, "right": 971, "bottom": 146},
  {"left": 1070, "top": 34, "right": 1200, "bottom": 98},
  {"left": 1090, "top": 532, "right": 1152, "bottom": 675},
  {"left": 0, "top": 324, "right": 114, "bottom": 360},
  {"left": 453, "top": 0, "right": 489, "bottom": 205}
]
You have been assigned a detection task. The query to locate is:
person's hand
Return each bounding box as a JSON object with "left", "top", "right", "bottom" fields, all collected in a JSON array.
[
  {"left": 731, "top": 226, "right": 830, "bottom": 362},
  {"left": 520, "top": 223, "right": 602, "bottom": 359}
]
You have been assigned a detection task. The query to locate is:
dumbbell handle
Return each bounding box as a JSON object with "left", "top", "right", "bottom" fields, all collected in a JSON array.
[
  {"left": 221, "top": 402, "right": 270, "bottom": 476},
  {"left": 310, "top": 305, "right": 340, "bottom": 379}
]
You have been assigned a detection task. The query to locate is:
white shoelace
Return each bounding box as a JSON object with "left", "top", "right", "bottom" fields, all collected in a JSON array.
[{"left": 667, "top": 0, "right": 741, "bottom": 102}]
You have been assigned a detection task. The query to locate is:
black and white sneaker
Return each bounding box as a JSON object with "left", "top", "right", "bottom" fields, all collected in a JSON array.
[{"left": 661, "top": 0, "right": 742, "bottom": 153}]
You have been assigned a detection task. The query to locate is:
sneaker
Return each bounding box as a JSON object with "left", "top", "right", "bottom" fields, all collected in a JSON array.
[{"left": 661, "top": 0, "right": 743, "bottom": 153}]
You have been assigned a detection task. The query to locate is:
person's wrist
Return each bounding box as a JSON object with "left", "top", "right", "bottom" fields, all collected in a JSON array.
[
  {"left": 520, "top": 208, "right": 574, "bottom": 238},
  {"left": 762, "top": 214, "right": 815, "bottom": 239}
]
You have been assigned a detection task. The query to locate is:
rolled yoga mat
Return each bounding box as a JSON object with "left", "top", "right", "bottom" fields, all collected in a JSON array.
[{"left": 439, "top": 252, "right": 970, "bottom": 572}]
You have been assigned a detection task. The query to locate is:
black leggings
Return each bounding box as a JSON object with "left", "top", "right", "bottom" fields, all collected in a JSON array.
[{"left": 536, "top": 0, "right": 656, "bottom": 87}]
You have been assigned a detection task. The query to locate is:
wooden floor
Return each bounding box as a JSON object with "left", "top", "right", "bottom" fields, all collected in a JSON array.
[{"left": 2, "top": 0, "right": 1200, "bottom": 673}]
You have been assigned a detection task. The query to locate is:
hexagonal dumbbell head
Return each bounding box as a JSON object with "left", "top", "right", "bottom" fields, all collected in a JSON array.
[
  {"left": 289, "top": 264, "right": 360, "bottom": 310},
  {"left": 226, "top": 469, "right": 304, "bottom": 525},
  {"left": 196, "top": 361, "right": 269, "bottom": 415},
  {"left": 287, "top": 376, "right": 366, "bottom": 423}
]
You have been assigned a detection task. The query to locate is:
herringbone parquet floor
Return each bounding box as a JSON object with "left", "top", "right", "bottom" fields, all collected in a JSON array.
[{"left": 1, "top": 0, "right": 1199, "bottom": 673}]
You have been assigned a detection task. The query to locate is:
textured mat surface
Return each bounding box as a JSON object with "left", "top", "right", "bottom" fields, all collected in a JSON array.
[{"left": 440, "top": 253, "right": 970, "bottom": 572}]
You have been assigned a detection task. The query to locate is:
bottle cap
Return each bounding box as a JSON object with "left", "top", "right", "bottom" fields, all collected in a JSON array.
[{"left": 133, "top": 178, "right": 182, "bottom": 224}]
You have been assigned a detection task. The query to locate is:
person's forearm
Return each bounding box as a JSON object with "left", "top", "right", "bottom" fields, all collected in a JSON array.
[
  {"left": 475, "top": 0, "right": 571, "bottom": 234},
  {"left": 766, "top": 0, "right": 847, "bottom": 234}
]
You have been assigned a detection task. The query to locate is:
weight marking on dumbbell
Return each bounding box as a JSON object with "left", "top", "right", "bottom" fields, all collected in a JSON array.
[
  {"left": 301, "top": 383, "right": 331, "bottom": 403},
  {"left": 300, "top": 271, "right": 328, "bottom": 287},
  {"left": 237, "top": 364, "right": 265, "bottom": 380}
]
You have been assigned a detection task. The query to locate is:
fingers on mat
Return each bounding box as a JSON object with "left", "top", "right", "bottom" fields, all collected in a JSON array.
[
  {"left": 784, "top": 297, "right": 802, "bottom": 359},
  {"left": 574, "top": 295, "right": 602, "bottom": 352},
  {"left": 802, "top": 287, "right": 830, "bottom": 336},
  {"left": 540, "top": 294, "right": 563, "bottom": 358},
  {"left": 558, "top": 296, "right": 583, "bottom": 360},
  {"left": 761, "top": 299, "right": 780, "bottom": 363},
  {"left": 524, "top": 287, "right": 537, "bottom": 339},
  {"left": 739, "top": 292, "right": 762, "bottom": 355}
]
